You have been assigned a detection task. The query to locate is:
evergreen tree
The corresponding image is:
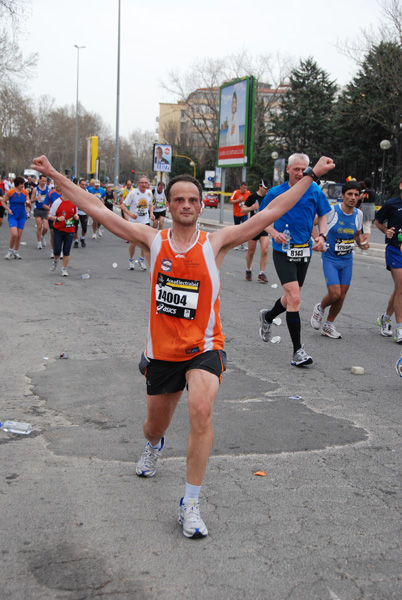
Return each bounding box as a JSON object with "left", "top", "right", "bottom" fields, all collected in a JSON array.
[
  {"left": 270, "top": 57, "right": 337, "bottom": 160},
  {"left": 333, "top": 41, "right": 402, "bottom": 189}
]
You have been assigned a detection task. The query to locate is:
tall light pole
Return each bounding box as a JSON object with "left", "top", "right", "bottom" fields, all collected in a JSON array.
[
  {"left": 114, "top": 0, "right": 121, "bottom": 186},
  {"left": 74, "top": 44, "right": 85, "bottom": 179},
  {"left": 174, "top": 154, "right": 196, "bottom": 178},
  {"left": 380, "top": 139, "right": 391, "bottom": 198}
]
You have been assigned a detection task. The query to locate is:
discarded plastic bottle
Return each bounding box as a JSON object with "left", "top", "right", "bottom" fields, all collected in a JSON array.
[
  {"left": 0, "top": 421, "right": 32, "bottom": 435},
  {"left": 282, "top": 224, "right": 291, "bottom": 252},
  {"left": 80, "top": 273, "right": 90, "bottom": 279}
]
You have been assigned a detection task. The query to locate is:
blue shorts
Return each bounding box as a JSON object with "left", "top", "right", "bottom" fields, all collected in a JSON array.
[
  {"left": 322, "top": 258, "right": 353, "bottom": 287},
  {"left": 53, "top": 229, "right": 74, "bottom": 257},
  {"left": 386, "top": 245, "right": 402, "bottom": 271},
  {"left": 233, "top": 215, "right": 248, "bottom": 225},
  {"left": 8, "top": 213, "right": 27, "bottom": 229}
]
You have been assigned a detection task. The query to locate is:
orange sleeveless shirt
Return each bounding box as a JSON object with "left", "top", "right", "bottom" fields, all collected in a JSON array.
[{"left": 146, "top": 229, "right": 225, "bottom": 361}]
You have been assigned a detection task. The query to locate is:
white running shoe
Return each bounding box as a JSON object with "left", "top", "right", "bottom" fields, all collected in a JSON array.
[
  {"left": 5, "top": 250, "right": 13, "bottom": 259},
  {"left": 377, "top": 314, "right": 393, "bottom": 337},
  {"left": 259, "top": 309, "right": 272, "bottom": 342},
  {"left": 395, "top": 326, "right": 402, "bottom": 344},
  {"left": 41, "top": 236, "right": 46, "bottom": 247},
  {"left": 137, "top": 257, "right": 147, "bottom": 271},
  {"left": 291, "top": 345, "right": 313, "bottom": 367},
  {"left": 61, "top": 267, "right": 68, "bottom": 277},
  {"left": 97, "top": 228, "right": 102, "bottom": 237},
  {"left": 396, "top": 352, "right": 402, "bottom": 376},
  {"left": 50, "top": 250, "right": 54, "bottom": 259},
  {"left": 92, "top": 233, "right": 97, "bottom": 240},
  {"left": 37, "top": 241, "right": 42, "bottom": 249},
  {"left": 311, "top": 303, "right": 324, "bottom": 330},
  {"left": 136, "top": 437, "right": 164, "bottom": 477},
  {"left": 177, "top": 498, "right": 208, "bottom": 539},
  {"left": 13, "top": 251, "right": 21, "bottom": 259},
  {"left": 129, "top": 260, "right": 135, "bottom": 270},
  {"left": 321, "top": 322, "right": 342, "bottom": 339},
  {"left": 50, "top": 260, "right": 58, "bottom": 272}
]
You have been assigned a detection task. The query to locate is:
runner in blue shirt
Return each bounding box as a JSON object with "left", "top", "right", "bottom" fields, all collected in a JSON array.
[
  {"left": 258, "top": 153, "right": 331, "bottom": 366},
  {"left": 375, "top": 179, "right": 402, "bottom": 344},
  {"left": 87, "top": 180, "right": 106, "bottom": 239},
  {"left": 310, "top": 181, "right": 368, "bottom": 339}
]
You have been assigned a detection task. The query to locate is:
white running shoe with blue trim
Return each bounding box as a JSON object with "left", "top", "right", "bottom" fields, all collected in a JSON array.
[
  {"left": 396, "top": 352, "right": 402, "bottom": 377},
  {"left": 136, "top": 437, "right": 164, "bottom": 477},
  {"left": 177, "top": 497, "right": 208, "bottom": 539}
]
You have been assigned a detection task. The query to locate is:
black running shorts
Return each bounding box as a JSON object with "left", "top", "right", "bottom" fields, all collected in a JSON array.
[
  {"left": 273, "top": 249, "right": 311, "bottom": 286},
  {"left": 139, "top": 350, "right": 227, "bottom": 395}
]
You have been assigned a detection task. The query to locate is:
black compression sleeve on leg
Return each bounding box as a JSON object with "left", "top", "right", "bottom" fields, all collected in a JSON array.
[
  {"left": 286, "top": 311, "right": 301, "bottom": 353},
  {"left": 265, "top": 298, "right": 286, "bottom": 323}
]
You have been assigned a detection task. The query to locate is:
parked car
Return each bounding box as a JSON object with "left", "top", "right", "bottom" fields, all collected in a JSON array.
[
  {"left": 320, "top": 181, "right": 343, "bottom": 203},
  {"left": 202, "top": 192, "right": 219, "bottom": 208}
]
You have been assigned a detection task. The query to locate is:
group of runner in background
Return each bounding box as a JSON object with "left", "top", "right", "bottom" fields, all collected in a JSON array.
[{"left": 1, "top": 158, "right": 402, "bottom": 377}]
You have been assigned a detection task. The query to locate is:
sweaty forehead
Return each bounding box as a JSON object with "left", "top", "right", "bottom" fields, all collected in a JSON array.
[{"left": 170, "top": 181, "right": 201, "bottom": 199}]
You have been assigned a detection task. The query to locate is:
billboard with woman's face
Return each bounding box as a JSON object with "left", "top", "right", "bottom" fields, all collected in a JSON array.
[{"left": 217, "top": 76, "right": 254, "bottom": 168}]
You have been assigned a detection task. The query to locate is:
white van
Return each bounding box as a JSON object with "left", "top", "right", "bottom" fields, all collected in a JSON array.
[{"left": 23, "top": 169, "right": 39, "bottom": 180}]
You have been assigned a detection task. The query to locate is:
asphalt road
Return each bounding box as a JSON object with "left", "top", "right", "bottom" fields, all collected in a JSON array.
[{"left": 1, "top": 213, "right": 401, "bottom": 600}]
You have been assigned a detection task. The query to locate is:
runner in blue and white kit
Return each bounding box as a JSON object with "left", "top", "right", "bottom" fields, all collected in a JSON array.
[
  {"left": 32, "top": 174, "right": 49, "bottom": 249},
  {"left": 87, "top": 180, "right": 106, "bottom": 239},
  {"left": 258, "top": 153, "right": 332, "bottom": 366},
  {"left": 310, "top": 181, "right": 368, "bottom": 339}
]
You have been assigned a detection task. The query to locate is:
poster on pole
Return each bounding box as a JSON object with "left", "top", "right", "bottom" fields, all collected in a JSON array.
[
  {"left": 153, "top": 144, "right": 172, "bottom": 173},
  {"left": 217, "top": 76, "right": 255, "bottom": 168}
]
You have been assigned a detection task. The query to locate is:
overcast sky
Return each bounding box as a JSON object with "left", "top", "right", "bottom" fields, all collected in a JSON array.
[{"left": 18, "top": 0, "right": 384, "bottom": 139}]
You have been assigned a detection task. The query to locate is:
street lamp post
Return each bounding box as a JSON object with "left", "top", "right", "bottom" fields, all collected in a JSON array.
[
  {"left": 174, "top": 154, "right": 196, "bottom": 178},
  {"left": 380, "top": 139, "right": 391, "bottom": 198},
  {"left": 114, "top": 0, "right": 121, "bottom": 187},
  {"left": 74, "top": 44, "right": 85, "bottom": 179}
]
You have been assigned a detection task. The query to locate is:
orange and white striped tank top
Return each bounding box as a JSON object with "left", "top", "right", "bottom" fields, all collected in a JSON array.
[{"left": 146, "top": 228, "right": 225, "bottom": 361}]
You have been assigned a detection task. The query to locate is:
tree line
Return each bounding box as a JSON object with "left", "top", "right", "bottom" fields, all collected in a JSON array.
[{"left": 1, "top": 0, "right": 401, "bottom": 198}]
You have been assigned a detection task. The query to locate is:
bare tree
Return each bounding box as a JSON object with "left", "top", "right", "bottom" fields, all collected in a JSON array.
[
  {"left": 160, "top": 51, "right": 292, "bottom": 169},
  {"left": 0, "top": 0, "right": 37, "bottom": 86},
  {"left": 337, "top": 0, "right": 402, "bottom": 62}
]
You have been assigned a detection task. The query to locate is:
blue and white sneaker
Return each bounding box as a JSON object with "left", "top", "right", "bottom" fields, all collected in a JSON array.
[
  {"left": 396, "top": 352, "right": 402, "bottom": 377},
  {"left": 177, "top": 497, "right": 208, "bottom": 539},
  {"left": 377, "top": 314, "right": 393, "bottom": 337},
  {"left": 137, "top": 257, "right": 147, "bottom": 271},
  {"left": 135, "top": 437, "right": 164, "bottom": 477}
]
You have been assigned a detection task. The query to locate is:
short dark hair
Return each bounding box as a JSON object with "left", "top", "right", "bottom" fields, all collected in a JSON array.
[
  {"left": 342, "top": 181, "right": 361, "bottom": 194},
  {"left": 14, "top": 176, "right": 24, "bottom": 187},
  {"left": 240, "top": 181, "right": 247, "bottom": 186},
  {"left": 166, "top": 174, "right": 202, "bottom": 203},
  {"left": 364, "top": 177, "right": 372, "bottom": 188}
]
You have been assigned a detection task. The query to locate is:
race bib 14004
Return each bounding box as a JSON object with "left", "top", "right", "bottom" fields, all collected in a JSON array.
[{"left": 155, "top": 273, "right": 200, "bottom": 319}]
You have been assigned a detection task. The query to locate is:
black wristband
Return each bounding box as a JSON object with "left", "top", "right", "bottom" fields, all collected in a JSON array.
[
  {"left": 319, "top": 233, "right": 327, "bottom": 241},
  {"left": 303, "top": 167, "right": 319, "bottom": 182}
]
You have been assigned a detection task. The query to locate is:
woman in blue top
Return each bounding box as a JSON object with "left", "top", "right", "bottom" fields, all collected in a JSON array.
[{"left": 1, "top": 176, "right": 31, "bottom": 259}]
